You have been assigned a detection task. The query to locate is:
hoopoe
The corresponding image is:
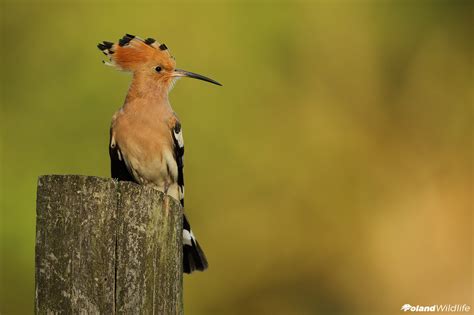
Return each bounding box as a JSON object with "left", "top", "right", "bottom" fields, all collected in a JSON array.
[{"left": 97, "top": 34, "right": 221, "bottom": 273}]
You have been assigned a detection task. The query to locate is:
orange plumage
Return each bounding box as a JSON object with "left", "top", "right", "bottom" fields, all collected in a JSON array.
[{"left": 98, "top": 34, "right": 175, "bottom": 72}]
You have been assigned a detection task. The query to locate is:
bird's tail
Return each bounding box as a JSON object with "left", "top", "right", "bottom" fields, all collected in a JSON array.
[{"left": 183, "top": 215, "right": 208, "bottom": 273}]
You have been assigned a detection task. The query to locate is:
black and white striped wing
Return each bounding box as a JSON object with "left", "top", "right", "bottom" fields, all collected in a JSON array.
[
  {"left": 171, "top": 121, "right": 185, "bottom": 206},
  {"left": 171, "top": 121, "right": 208, "bottom": 273},
  {"left": 109, "top": 129, "right": 136, "bottom": 183}
]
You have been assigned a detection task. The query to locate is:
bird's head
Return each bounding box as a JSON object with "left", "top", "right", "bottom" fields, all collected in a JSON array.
[{"left": 98, "top": 34, "right": 221, "bottom": 91}]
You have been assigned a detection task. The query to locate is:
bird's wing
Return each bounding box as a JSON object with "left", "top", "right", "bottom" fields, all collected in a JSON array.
[
  {"left": 171, "top": 120, "right": 185, "bottom": 206},
  {"left": 109, "top": 128, "right": 137, "bottom": 183},
  {"left": 171, "top": 120, "right": 208, "bottom": 273}
]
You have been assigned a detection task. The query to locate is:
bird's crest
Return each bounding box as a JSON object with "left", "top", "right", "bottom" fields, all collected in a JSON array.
[{"left": 97, "top": 34, "right": 175, "bottom": 72}]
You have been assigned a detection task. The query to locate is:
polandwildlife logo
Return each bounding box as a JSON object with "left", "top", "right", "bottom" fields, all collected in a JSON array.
[{"left": 401, "top": 303, "right": 471, "bottom": 312}]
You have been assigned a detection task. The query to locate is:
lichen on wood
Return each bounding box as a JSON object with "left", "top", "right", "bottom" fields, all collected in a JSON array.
[{"left": 35, "top": 175, "right": 183, "bottom": 314}]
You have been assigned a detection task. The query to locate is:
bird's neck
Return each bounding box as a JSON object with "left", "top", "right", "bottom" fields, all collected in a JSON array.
[{"left": 122, "top": 72, "right": 172, "bottom": 114}]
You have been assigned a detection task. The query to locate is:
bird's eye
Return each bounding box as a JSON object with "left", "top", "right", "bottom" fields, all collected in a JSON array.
[{"left": 155, "top": 66, "right": 162, "bottom": 72}]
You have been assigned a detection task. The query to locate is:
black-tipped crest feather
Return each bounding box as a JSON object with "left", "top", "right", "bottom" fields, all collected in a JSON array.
[
  {"left": 145, "top": 38, "right": 156, "bottom": 45},
  {"left": 119, "top": 34, "right": 134, "bottom": 47}
]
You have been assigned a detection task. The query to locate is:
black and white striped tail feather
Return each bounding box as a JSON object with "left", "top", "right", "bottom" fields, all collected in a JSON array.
[{"left": 183, "top": 215, "right": 208, "bottom": 273}]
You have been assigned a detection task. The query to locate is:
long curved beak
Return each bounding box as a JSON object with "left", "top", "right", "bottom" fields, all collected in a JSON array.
[{"left": 173, "top": 69, "right": 222, "bottom": 86}]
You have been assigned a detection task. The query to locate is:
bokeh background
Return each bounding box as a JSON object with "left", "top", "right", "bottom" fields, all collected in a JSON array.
[{"left": 1, "top": 1, "right": 472, "bottom": 314}]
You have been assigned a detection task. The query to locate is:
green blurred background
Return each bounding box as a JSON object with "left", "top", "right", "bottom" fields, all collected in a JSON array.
[{"left": 1, "top": 1, "right": 472, "bottom": 314}]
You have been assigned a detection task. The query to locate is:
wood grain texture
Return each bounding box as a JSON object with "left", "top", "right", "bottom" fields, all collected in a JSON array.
[
  {"left": 116, "top": 181, "right": 183, "bottom": 314},
  {"left": 35, "top": 175, "right": 183, "bottom": 315}
]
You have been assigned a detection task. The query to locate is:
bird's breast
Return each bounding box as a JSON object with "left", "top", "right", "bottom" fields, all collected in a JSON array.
[{"left": 112, "top": 112, "right": 178, "bottom": 188}]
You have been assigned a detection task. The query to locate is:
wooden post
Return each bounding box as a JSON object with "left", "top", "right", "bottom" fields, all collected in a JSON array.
[{"left": 35, "top": 175, "right": 183, "bottom": 314}]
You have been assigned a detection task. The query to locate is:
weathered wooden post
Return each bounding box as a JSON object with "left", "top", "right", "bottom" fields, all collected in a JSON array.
[{"left": 35, "top": 175, "right": 183, "bottom": 314}]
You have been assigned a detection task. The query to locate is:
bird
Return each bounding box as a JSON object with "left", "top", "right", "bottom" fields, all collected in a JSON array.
[{"left": 97, "top": 34, "right": 221, "bottom": 273}]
